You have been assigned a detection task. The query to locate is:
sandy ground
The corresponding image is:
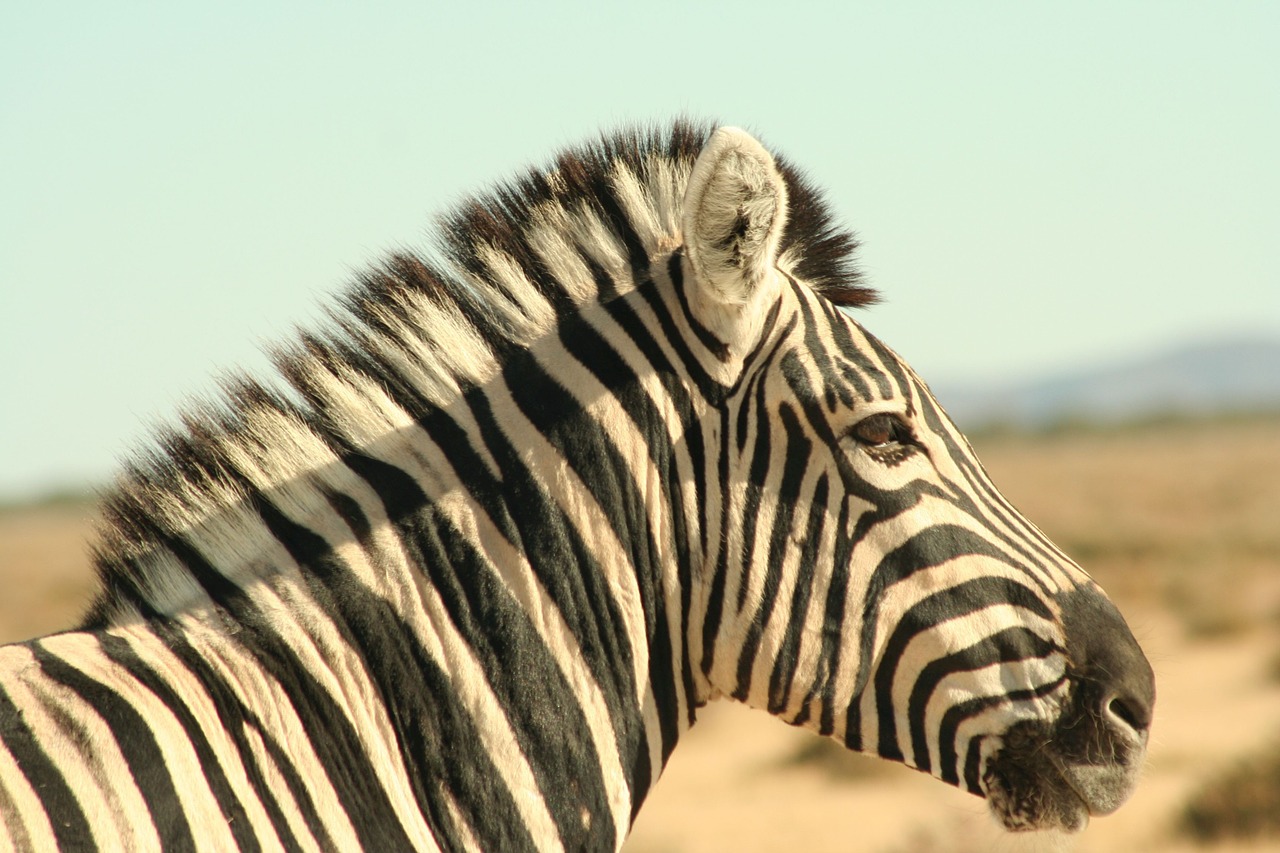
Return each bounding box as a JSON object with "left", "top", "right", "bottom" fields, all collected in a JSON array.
[
  {"left": 2, "top": 419, "right": 1278, "bottom": 852},
  {"left": 0, "top": 502, "right": 101, "bottom": 643}
]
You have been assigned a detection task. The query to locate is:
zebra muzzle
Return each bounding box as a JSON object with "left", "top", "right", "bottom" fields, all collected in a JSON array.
[{"left": 984, "top": 584, "right": 1154, "bottom": 831}]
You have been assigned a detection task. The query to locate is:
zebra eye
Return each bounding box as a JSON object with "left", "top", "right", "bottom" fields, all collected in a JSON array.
[{"left": 849, "top": 413, "right": 912, "bottom": 449}]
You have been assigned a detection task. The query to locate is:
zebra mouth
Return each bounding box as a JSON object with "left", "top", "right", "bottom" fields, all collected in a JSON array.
[
  {"left": 982, "top": 729, "right": 1089, "bottom": 832},
  {"left": 981, "top": 718, "right": 1143, "bottom": 833}
]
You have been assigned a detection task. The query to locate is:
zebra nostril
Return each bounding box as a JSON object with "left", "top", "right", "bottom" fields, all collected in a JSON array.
[{"left": 1105, "top": 692, "right": 1150, "bottom": 735}]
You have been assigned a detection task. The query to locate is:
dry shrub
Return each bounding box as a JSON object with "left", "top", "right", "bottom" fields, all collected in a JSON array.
[
  {"left": 1268, "top": 646, "right": 1280, "bottom": 685},
  {"left": 778, "top": 736, "right": 902, "bottom": 782},
  {"left": 1179, "top": 740, "right": 1280, "bottom": 842},
  {"left": 877, "top": 818, "right": 1073, "bottom": 853}
]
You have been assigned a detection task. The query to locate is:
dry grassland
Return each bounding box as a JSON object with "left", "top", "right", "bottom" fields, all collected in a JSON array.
[{"left": 2, "top": 418, "right": 1278, "bottom": 852}]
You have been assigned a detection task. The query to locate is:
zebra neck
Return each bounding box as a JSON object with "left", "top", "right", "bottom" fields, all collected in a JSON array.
[
  {"left": 74, "top": 270, "right": 715, "bottom": 843},
  {"left": 48, "top": 420, "right": 697, "bottom": 848},
  {"left": 258, "top": 356, "right": 702, "bottom": 838},
  {"left": 324, "top": 401, "right": 700, "bottom": 841}
]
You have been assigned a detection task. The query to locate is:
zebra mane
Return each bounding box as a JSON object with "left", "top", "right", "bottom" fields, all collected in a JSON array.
[{"left": 85, "top": 119, "right": 876, "bottom": 624}]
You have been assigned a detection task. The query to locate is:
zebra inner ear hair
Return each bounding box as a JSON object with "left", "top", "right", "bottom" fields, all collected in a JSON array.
[{"left": 682, "top": 127, "right": 789, "bottom": 306}]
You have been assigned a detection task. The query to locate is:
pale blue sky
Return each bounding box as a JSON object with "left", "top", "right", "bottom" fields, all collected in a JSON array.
[{"left": 2, "top": 2, "right": 1277, "bottom": 498}]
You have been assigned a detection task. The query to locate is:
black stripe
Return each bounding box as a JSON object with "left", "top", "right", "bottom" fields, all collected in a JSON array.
[
  {"left": 0, "top": 769, "right": 34, "bottom": 853},
  {"left": 733, "top": 345, "right": 781, "bottom": 614},
  {"left": 856, "top": 324, "right": 912, "bottom": 403},
  {"left": 910, "top": 388, "right": 1062, "bottom": 594},
  {"left": 251, "top": 489, "right": 539, "bottom": 851},
  {"left": 594, "top": 176, "right": 651, "bottom": 278},
  {"left": 808, "top": 496, "right": 858, "bottom": 738},
  {"left": 492, "top": 341, "right": 681, "bottom": 768},
  {"left": 669, "top": 253, "right": 730, "bottom": 361},
  {"left": 321, "top": 487, "right": 373, "bottom": 546},
  {"left": 699, "top": 408, "right": 734, "bottom": 679},
  {"left": 793, "top": 284, "right": 873, "bottom": 403},
  {"left": 338, "top": 452, "right": 607, "bottom": 851},
  {"left": 940, "top": 678, "right": 1067, "bottom": 793},
  {"left": 31, "top": 642, "right": 196, "bottom": 851},
  {"left": 767, "top": 473, "right": 829, "bottom": 714},
  {"left": 732, "top": 401, "right": 812, "bottom": 701},
  {"left": 633, "top": 258, "right": 728, "bottom": 403},
  {"left": 151, "top": 622, "right": 335, "bottom": 852},
  {"left": 847, "top": 524, "right": 1031, "bottom": 716},
  {"left": 581, "top": 252, "right": 621, "bottom": 304},
  {"left": 963, "top": 736, "right": 986, "bottom": 794},
  {"left": 563, "top": 291, "right": 706, "bottom": 740},
  {"left": 874, "top": 577, "right": 1054, "bottom": 761},
  {"left": 905, "top": 628, "right": 1057, "bottom": 774},
  {"left": 0, "top": 674, "right": 95, "bottom": 850},
  {"left": 149, "top": 522, "right": 420, "bottom": 850}
]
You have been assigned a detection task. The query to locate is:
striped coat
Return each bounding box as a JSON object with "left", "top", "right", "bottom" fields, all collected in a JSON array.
[{"left": 0, "top": 122, "right": 1153, "bottom": 851}]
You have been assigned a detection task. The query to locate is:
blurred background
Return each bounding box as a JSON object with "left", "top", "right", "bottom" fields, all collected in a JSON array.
[{"left": 2, "top": 3, "right": 1278, "bottom": 850}]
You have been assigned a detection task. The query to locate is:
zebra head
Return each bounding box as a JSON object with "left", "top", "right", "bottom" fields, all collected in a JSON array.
[{"left": 682, "top": 128, "right": 1154, "bottom": 832}]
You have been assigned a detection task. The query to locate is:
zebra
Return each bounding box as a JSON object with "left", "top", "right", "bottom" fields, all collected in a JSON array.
[{"left": 0, "top": 121, "right": 1154, "bottom": 851}]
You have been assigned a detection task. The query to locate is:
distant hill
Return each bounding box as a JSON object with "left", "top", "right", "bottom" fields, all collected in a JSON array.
[{"left": 930, "top": 337, "right": 1280, "bottom": 430}]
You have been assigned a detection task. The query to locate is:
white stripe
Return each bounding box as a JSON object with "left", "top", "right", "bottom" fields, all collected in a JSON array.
[
  {"left": 889, "top": 604, "right": 1063, "bottom": 769},
  {"left": 328, "top": 363, "right": 641, "bottom": 841},
  {"left": 920, "top": 650, "right": 1069, "bottom": 779},
  {"left": 740, "top": 459, "right": 825, "bottom": 711},
  {"left": 527, "top": 204, "right": 599, "bottom": 304},
  {"left": 295, "top": 455, "right": 565, "bottom": 852},
  {"left": 0, "top": 658, "right": 60, "bottom": 853},
  {"left": 610, "top": 163, "right": 671, "bottom": 256},
  {"left": 438, "top": 784, "right": 483, "bottom": 853},
  {"left": 238, "top": 724, "right": 329, "bottom": 853}
]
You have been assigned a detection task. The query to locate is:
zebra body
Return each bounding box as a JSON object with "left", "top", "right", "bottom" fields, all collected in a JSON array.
[{"left": 0, "top": 123, "right": 1154, "bottom": 851}]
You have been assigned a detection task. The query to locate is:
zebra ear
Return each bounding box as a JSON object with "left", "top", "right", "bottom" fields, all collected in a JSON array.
[{"left": 682, "top": 128, "right": 789, "bottom": 313}]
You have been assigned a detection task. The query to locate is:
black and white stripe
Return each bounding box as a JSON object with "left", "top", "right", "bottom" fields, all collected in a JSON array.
[{"left": 0, "top": 122, "right": 1153, "bottom": 850}]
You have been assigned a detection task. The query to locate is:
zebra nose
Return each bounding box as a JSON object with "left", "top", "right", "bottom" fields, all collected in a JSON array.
[{"left": 1057, "top": 585, "right": 1155, "bottom": 742}]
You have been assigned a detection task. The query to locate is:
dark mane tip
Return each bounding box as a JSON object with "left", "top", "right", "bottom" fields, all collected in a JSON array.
[
  {"left": 771, "top": 153, "right": 876, "bottom": 309},
  {"left": 435, "top": 118, "right": 874, "bottom": 311}
]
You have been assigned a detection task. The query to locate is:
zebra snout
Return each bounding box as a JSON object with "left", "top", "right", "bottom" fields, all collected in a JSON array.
[
  {"left": 1057, "top": 584, "right": 1155, "bottom": 746},
  {"left": 1053, "top": 585, "right": 1155, "bottom": 818},
  {"left": 982, "top": 585, "right": 1155, "bottom": 831}
]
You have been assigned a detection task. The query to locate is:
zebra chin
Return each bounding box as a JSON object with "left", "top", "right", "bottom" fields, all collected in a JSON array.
[{"left": 981, "top": 715, "right": 1148, "bottom": 832}]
